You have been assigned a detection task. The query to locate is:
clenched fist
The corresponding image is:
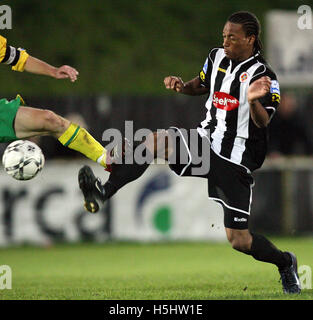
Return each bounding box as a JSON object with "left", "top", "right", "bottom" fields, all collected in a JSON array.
[
  {"left": 248, "top": 76, "right": 271, "bottom": 104},
  {"left": 164, "top": 76, "right": 185, "bottom": 93}
]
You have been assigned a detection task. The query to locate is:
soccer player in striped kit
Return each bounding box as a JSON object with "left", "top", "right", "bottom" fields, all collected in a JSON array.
[{"left": 79, "top": 11, "right": 301, "bottom": 294}]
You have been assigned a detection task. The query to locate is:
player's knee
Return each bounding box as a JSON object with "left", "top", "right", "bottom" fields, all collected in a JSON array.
[
  {"left": 227, "top": 232, "right": 251, "bottom": 253},
  {"left": 230, "top": 239, "right": 250, "bottom": 252},
  {"left": 40, "top": 110, "right": 68, "bottom": 134}
]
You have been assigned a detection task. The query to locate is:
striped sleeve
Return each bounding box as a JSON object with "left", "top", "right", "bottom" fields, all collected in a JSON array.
[
  {"left": 0, "top": 35, "right": 29, "bottom": 72},
  {"left": 199, "top": 48, "right": 219, "bottom": 88}
]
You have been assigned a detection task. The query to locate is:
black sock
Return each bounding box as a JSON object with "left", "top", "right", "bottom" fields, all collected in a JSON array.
[
  {"left": 249, "top": 233, "right": 292, "bottom": 269},
  {"left": 104, "top": 142, "right": 154, "bottom": 199}
]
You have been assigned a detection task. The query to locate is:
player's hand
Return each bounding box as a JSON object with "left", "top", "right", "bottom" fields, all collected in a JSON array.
[
  {"left": 164, "top": 76, "right": 185, "bottom": 93},
  {"left": 54, "top": 65, "right": 79, "bottom": 82},
  {"left": 247, "top": 76, "right": 271, "bottom": 103}
]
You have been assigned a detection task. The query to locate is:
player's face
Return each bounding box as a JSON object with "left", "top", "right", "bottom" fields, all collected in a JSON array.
[{"left": 222, "top": 22, "right": 255, "bottom": 61}]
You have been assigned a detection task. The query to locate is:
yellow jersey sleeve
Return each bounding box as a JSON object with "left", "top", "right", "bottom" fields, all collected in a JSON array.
[
  {"left": 0, "top": 35, "right": 29, "bottom": 72},
  {"left": 0, "top": 35, "right": 7, "bottom": 62}
]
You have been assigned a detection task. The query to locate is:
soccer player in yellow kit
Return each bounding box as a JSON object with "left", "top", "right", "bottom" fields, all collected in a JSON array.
[{"left": 0, "top": 35, "right": 109, "bottom": 169}]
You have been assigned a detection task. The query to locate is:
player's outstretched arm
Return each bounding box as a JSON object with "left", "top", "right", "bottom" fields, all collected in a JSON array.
[
  {"left": 24, "top": 55, "right": 79, "bottom": 82},
  {"left": 164, "top": 76, "right": 209, "bottom": 96}
]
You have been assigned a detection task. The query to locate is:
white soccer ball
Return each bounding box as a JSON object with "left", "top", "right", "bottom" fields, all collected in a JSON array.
[{"left": 2, "top": 140, "right": 45, "bottom": 180}]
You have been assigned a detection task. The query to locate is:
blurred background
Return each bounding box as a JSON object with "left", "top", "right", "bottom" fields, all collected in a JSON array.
[{"left": 0, "top": 0, "right": 312, "bottom": 246}]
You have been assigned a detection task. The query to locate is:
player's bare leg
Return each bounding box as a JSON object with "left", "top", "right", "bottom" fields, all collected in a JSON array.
[
  {"left": 225, "top": 228, "right": 252, "bottom": 252},
  {"left": 78, "top": 130, "right": 173, "bottom": 213},
  {"left": 225, "top": 227, "right": 301, "bottom": 294},
  {"left": 145, "top": 129, "right": 173, "bottom": 161},
  {"left": 14, "top": 106, "right": 109, "bottom": 169},
  {"left": 14, "top": 106, "right": 70, "bottom": 138}
]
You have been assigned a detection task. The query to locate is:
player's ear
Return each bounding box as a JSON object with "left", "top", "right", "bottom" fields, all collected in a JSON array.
[{"left": 247, "top": 34, "right": 255, "bottom": 46}]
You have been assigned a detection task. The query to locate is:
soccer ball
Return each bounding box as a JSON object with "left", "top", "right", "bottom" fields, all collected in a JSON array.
[{"left": 2, "top": 140, "right": 45, "bottom": 180}]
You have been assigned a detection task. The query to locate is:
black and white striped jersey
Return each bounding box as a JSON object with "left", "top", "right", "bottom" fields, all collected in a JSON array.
[{"left": 197, "top": 47, "right": 280, "bottom": 172}]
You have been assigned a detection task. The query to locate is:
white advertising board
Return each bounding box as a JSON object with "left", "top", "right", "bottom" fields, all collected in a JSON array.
[{"left": 0, "top": 160, "right": 226, "bottom": 246}]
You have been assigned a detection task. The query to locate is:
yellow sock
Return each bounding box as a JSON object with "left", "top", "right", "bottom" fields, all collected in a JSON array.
[{"left": 58, "top": 123, "right": 107, "bottom": 168}]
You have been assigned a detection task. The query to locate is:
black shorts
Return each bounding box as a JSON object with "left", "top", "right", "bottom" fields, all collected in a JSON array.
[{"left": 168, "top": 127, "right": 254, "bottom": 230}]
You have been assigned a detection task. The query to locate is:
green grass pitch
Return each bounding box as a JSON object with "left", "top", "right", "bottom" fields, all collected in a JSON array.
[{"left": 0, "top": 237, "right": 312, "bottom": 300}]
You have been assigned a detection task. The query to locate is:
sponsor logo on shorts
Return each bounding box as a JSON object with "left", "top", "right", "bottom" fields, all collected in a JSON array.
[
  {"left": 234, "top": 217, "right": 247, "bottom": 222},
  {"left": 212, "top": 92, "right": 239, "bottom": 111}
]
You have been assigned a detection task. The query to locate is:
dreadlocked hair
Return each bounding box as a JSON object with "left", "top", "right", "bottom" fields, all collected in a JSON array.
[{"left": 227, "top": 11, "right": 263, "bottom": 56}]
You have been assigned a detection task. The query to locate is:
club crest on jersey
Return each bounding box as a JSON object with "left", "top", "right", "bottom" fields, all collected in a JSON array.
[
  {"left": 239, "top": 72, "right": 249, "bottom": 83},
  {"left": 212, "top": 92, "right": 239, "bottom": 111}
]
